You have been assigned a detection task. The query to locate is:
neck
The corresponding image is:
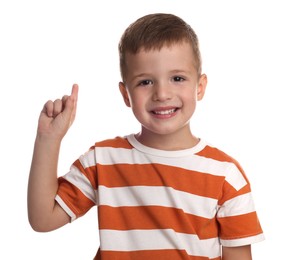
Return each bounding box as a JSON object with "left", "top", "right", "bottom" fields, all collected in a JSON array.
[{"left": 135, "top": 127, "right": 199, "bottom": 151}]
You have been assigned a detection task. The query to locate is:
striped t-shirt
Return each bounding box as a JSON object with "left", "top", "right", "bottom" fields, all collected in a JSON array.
[{"left": 56, "top": 134, "right": 264, "bottom": 259}]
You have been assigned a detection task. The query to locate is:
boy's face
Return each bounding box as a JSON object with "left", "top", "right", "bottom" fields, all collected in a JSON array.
[{"left": 119, "top": 42, "right": 207, "bottom": 142}]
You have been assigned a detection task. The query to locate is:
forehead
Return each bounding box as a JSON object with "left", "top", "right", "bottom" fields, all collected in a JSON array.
[{"left": 125, "top": 42, "right": 196, "bottom": 71}]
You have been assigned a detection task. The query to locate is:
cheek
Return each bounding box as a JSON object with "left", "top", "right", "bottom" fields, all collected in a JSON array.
[
  {"left": 182, "top": 90, "right": 197, "bottom": 103},
  {"left": 132, "top": 99, "right": 146, "bottom": 113},
  {"left": 127, "top": 91, "right": 142, "bottom": 108},
  {"left": 129, "top": 90, "right": 147, "bottom": 107}
]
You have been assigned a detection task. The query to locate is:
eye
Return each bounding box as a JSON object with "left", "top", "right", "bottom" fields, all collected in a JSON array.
[
  {"left": 173, "top": 76, "right": 185, "bottom": 82},
  {"left": 138, "top": 79, "right": 153, "bottom": 86}
]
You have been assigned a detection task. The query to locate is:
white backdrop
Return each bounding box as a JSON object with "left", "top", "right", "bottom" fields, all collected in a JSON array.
[{"left": 1, "top": 0, "right": 288, "bottom": 259}]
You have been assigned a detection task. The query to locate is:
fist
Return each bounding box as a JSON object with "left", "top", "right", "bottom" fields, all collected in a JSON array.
[{"left": 37, "top": 84, "right": 78, "bottom": 140}]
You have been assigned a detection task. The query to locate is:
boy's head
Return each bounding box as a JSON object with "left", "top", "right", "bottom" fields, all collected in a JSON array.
[{"left": 118, "top": 13, "right": 202, "bottom": 83}]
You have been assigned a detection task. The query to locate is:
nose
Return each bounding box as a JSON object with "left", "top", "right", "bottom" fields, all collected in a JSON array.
[{"left": 152, "top": 82, "right": 172, "bottom": 102}]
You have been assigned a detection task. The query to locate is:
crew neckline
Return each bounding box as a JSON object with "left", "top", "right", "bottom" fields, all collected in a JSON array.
[{"left": 126, "top": 134, "right": 207, "bottom": 157}]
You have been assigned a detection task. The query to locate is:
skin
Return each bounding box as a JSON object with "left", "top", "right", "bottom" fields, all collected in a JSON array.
[
  {"left": 27, "top": 42, "right": 253, "bottom": 259},
  {"left": 27, "top": 85, "right": 78, "bottom": 231},
  {"left": 222, "top": 245, "right": 252, "bottom": 260},
  {"left": 119, "top": 42, "right": 207, "bottom": 151}
]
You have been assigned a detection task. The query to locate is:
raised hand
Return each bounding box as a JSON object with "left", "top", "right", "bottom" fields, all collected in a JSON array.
[
  {"left": 28, "top": 84, "right": 79, "bottom": 231},
  {"left": 37, "top": 84, "right": 79, "bottom": 140}
]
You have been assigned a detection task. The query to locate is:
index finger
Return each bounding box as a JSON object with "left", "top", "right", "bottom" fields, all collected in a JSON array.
[{"left": 71, "top": 84, "right": 79, "bottom": 102}]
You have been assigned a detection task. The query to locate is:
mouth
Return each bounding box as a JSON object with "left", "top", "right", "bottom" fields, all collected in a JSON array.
[
  {"left": 150, "top": 107, "right": 179, "bottom": 118},
  {"left": 152, "top": 108, "right": 178, "bottom": 115}
]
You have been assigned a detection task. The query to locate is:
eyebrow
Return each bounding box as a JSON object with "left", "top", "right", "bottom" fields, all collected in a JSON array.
[
  {"left": 134, "top": 70, "right": 188, "bottom": 78},
  {"left": 170, "top": 69, "right": 190, "bottom": 74},
  {"left": 131, "top": 73, "right": 152, "bottom": 81}
]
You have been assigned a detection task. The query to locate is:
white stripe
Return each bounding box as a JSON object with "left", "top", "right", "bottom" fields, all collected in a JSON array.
[
  {"left": 100, "top": 229, "right": 221, "bottom": 258},
  {"left": 217, "top": 193, "right": 256, "bottom": 217},
  {"left": 63, "top": 165, "right": 98, "bottom": 204},
  {"left": 224, "top": 164, "right": 247, "bottom": 191},
  {"left": 98, "top": 185, "right": 218, "bottom": 219},
  {"left": 218, "top": 192, "right": 255, "bottom": 218},
  {"left": 92, "top": 147, "right": 247, "bottom": 190},
  {"left": 76, "top": 144, "right": 247, "bottom": 191},
  {"left": 221, "top": 233, "right": 265, "bottom": 247},
  {"left": 126, "top": 134, "right": 207, "bottom": 157},
  {"left": 78, "top": 149, "right": 96, "bottom": 168}
]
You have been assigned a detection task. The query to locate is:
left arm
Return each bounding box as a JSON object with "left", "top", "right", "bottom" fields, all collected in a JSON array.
[{"left": 222, "top": 245, "right": 252, "bottom": 260}]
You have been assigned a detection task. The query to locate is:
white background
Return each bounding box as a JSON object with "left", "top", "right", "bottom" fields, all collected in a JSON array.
[{"left": 1, "top": 0, "right": 288, "bottom": 259}]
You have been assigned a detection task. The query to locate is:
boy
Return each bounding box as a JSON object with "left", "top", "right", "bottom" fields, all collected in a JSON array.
[{"left": 28, "top": 13, "right": 264, "bottom": 259}]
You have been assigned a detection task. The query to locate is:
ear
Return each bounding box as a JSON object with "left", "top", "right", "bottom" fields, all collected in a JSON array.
[
  {"left": 119, "top": 82, "right": 131, "bottom": 107},
  {"left": 197, "top": 74, "right": 207, "bottom": 101}
]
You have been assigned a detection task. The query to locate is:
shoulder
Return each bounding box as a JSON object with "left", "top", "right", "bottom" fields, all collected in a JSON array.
[
  {"left": 199, "top": 140, "right": 250, "bottom": 189},
  {"left": 197, "top": 140, "right": 240, "bottom": 165},
  {"left": 91, "top": 136, "right": 133, "bottom": 149}
]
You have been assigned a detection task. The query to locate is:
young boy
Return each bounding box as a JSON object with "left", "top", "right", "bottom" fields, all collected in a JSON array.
[{"left": 28, "top": 13, "right": 264, "bottom": 259}]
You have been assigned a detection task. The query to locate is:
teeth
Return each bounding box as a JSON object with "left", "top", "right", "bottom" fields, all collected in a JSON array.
[{"left": 154, "top": 108, "right": 176, "bottom": 115}]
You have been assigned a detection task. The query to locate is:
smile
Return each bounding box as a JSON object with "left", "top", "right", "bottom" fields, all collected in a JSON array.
[{"left": 152, "top": 108, "right": 177, "bottom": 115}]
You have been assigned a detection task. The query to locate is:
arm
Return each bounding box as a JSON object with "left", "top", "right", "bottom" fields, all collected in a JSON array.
[
  {"left": 222, "top": 245, "right": 252, "bottom": 260},
  {"left": 27, "top": 84, "right": 78, "bottom": 232}
]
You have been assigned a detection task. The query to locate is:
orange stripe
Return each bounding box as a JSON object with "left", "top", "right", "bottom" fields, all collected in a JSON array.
[
  {"left": 57, "top": 177, "right": 95, "bottom": 217},
  {"left": 218, "top": 211, "right": 263, "bottom": 239},
  {"left": 96, "top": 163, "right": 224, "bottom": 199},
  {"left": 73, "top": 160, "right": 98, "bottom": 190},
  {"left": 196, "top": 145, "right": 235, "bottom": 163},
  {"left": 196, "top": 145, "right": 250, "bottom": 183},
  {"left": 94, "top": 249, "right": 221, "bottom": 260},
  {"left": 94, "top": 136, "right": 133, "bottom": 149},
  {"left": 218, "top": 181, "right": 251, "bottom": 205},
  {"left": 98, "top": 205, "right": 218, "bottom": 239}
]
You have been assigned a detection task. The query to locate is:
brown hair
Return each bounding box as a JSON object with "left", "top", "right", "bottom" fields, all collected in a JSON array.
[{"left": 118, "top": 13, "right": 202, "bottom": 82}]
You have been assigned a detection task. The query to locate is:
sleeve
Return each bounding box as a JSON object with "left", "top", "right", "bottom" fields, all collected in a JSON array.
[
  {"left": 55, "top": 148, "right": 98, "bottom": 222},
  {"left": 217, "top": 163, "right": 265, "bottom": 247}
]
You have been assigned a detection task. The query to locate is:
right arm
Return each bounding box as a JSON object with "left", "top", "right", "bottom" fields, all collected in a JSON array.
[{"left": 27, "top": 84, "right": 78, "bottom": 232}]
